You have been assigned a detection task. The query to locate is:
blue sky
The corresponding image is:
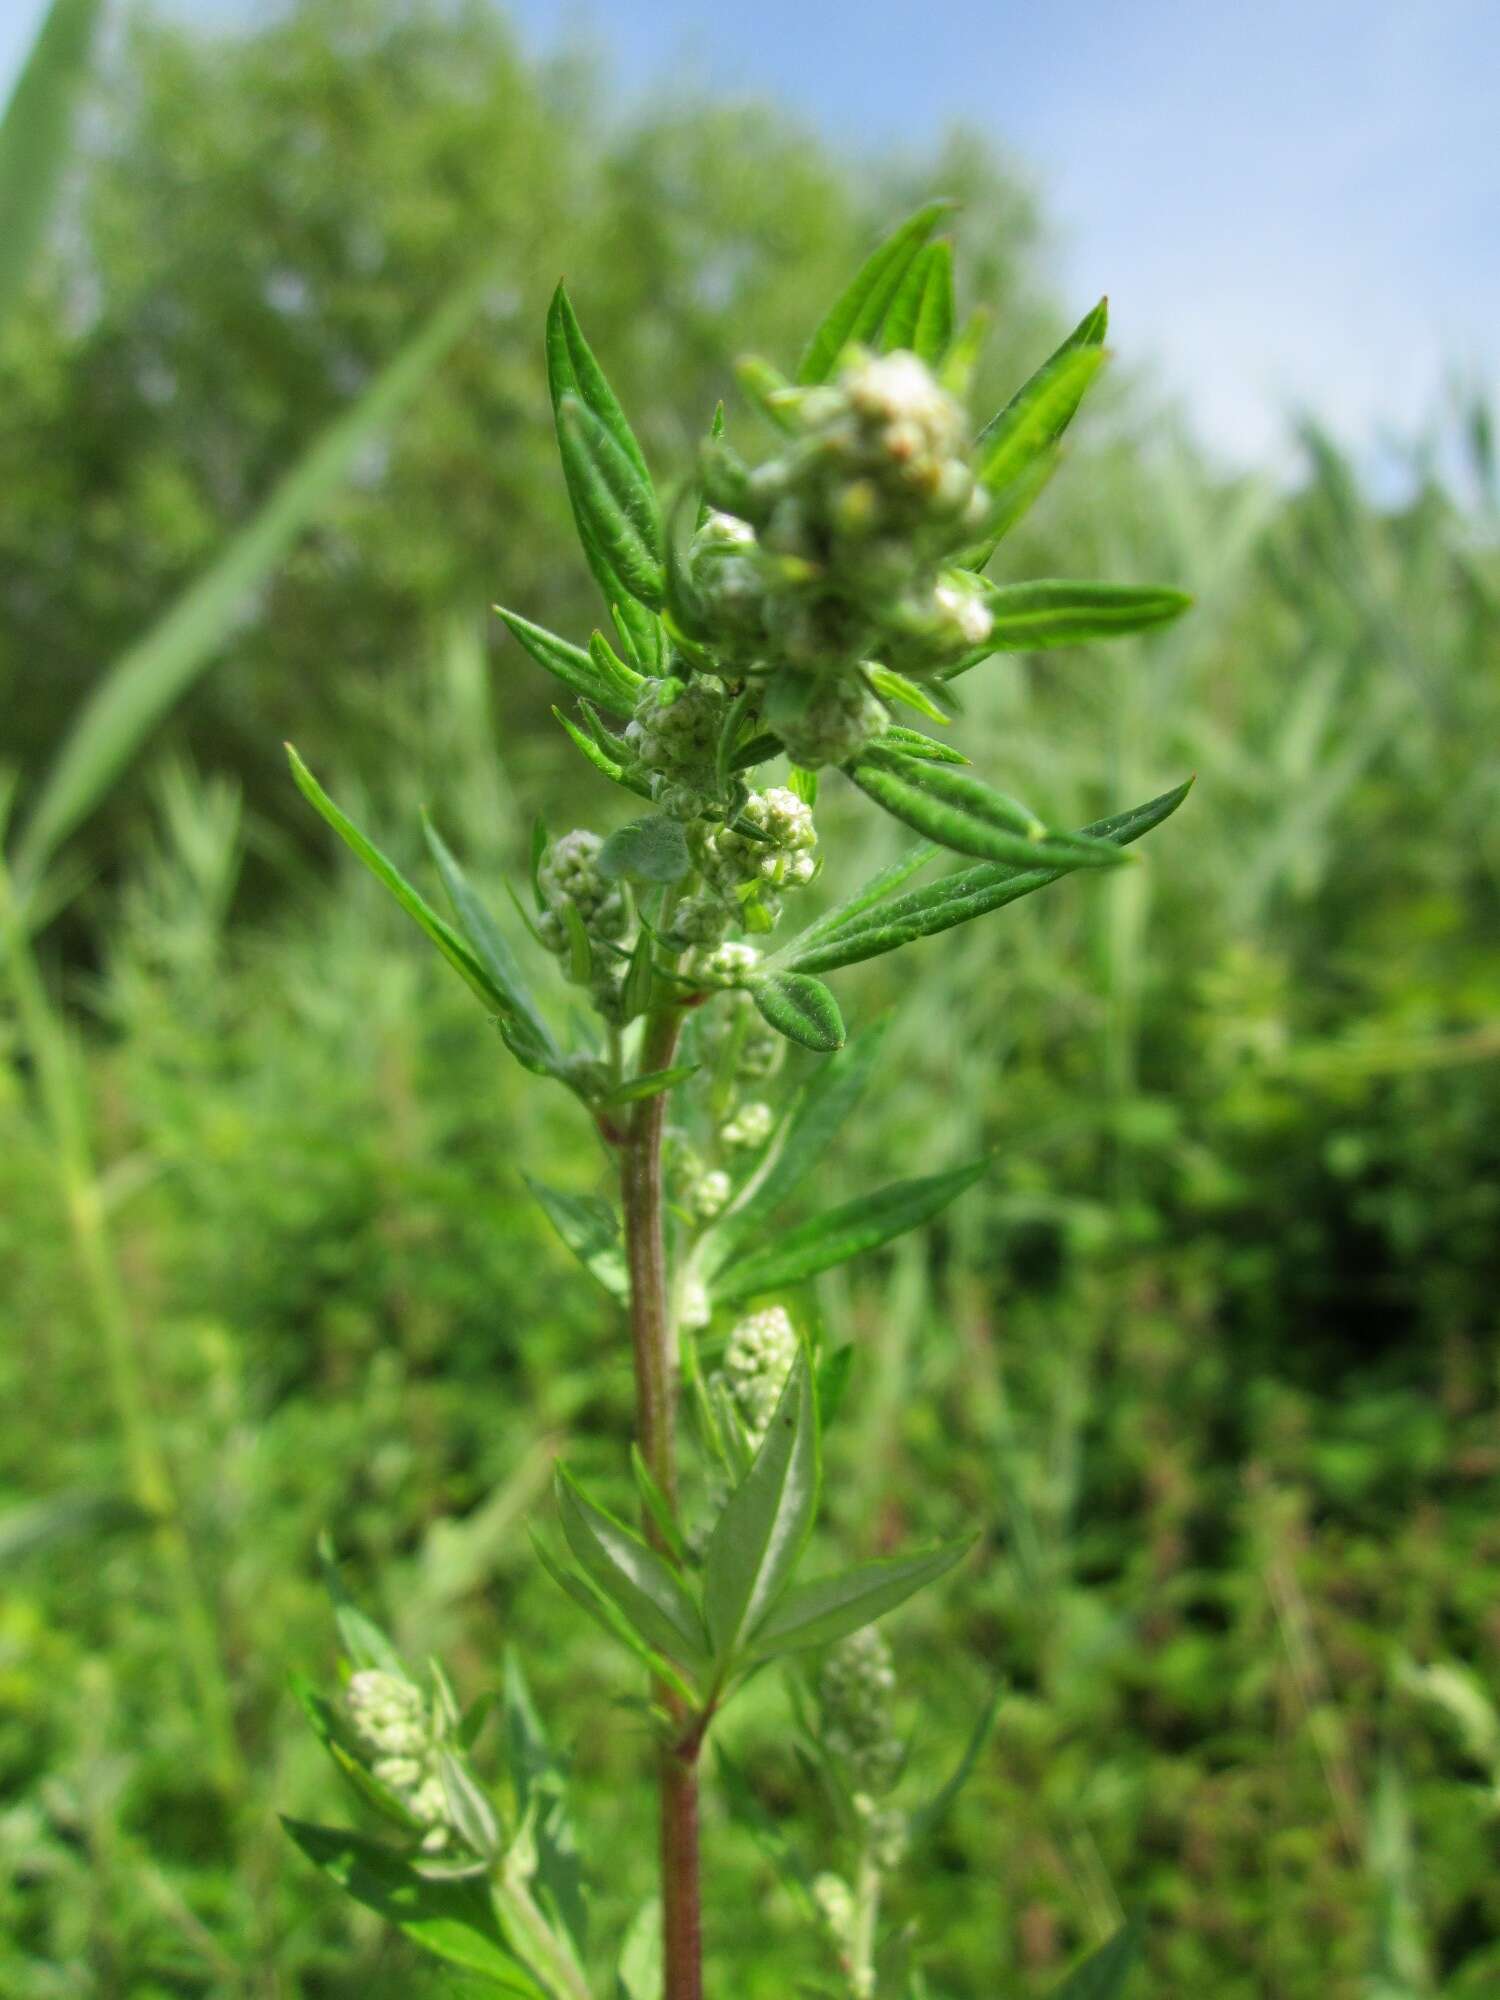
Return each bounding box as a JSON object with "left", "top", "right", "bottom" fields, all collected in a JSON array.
[{"left": 5, "top": 0, "right": 1496, "bottom": 472}]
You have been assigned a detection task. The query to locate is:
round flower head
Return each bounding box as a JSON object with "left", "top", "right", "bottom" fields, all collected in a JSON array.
[
  {"left": 689, "top": 1168, "right": 731, "bottom": 1220},
  {"left": 770, "top": 674, "right": 889, "bottom": 770},
  {"left": 690, "top": 939, "right": 761, "bottom": 988},
  {"left": 536, "top": 829, "right": 628, "bottom": 953},
  {"left": 819, "top": 1627, "right": 904, "bottom": 1798},
  {"left": 624, "top": 675, "right": 727, "bottom": 817},
  {"left": 720, "top": 1100, "right": 774, "bottom": 1151},
  {"left": 723, "top": 1304, "right": 797, "bottom": 1442}
]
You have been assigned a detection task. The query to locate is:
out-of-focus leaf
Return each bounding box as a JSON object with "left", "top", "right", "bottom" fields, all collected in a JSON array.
[
  {"left": 503, "top": 1652, "right": 588, "bottom": 1957},
  {"left": 743, "top": 1541, "right": 970, "bottom": 1662},
  {"left": 849, "top": 746, "right": 1127, "bottom": 870},
  {"left": 716, "top": 1744, "right": 815, "bottom": 1912},
  {"left": 0, "top": 1486, "right": 149, "bottom": 1567},
  {"left": 286, "top": 748, "right": 509, "bottom": 1017},
  {"left": 290, "top": 1674, "right": 424, "bottom": 1833},
  {"left": 0, "top": 0, "right": 102, "bottom": 330},
  {"left": 1045, "top": 1922, "right": 1141, "bottom": 2000},
  {"left": 17, "top": 267, "right": 494, "bottom": 887},
  {"left": 614, "top": 1899, "right": 662, "bottom": 2000},
  {"left": 630, "top": 1445, "right": 689, "bottom": 1568},
  {"left": 785, "top": 780, "right": 1193, "bottom": 973},
  {"left": 601, "top": 1063, "right": 698, "bottom": 1108},
  {"left": 798, "top": 203, "right": 953, "bottom": 385},
  {"left": 598, "top": 814, "right": 691, "bottom": 884},
  {"left": 713, "top": 1157, "right": 986, "bottom": 1303},
  {"left": 496, "top": 606, "right": 641, "bottom": 717},
  {"left": 281, "top": 1819, "right": 546, "bottom": 1996},
  {"left": 555, "top": 1470, "right": 709, "bottom": 1668},
  {"left": 317, "top": 1531, "right": 405, "bottom": 1676},
  {"left": 521, "top": 1176, "right": 628, "bottom": 1300},
  {"left": 423, "top": 817, "right": 560, "bottom": 1074},
  {"left": 907, "top": 1685, "right": 1002, "bottom": 1845},
  {"left": 702, "top": 1350, "right": 819, "bottom": 1665},
  {"left": 749, "top": 971, "right": 845, "bottom": 1052},
  {"left": 880, "top": 239, "right": 955, "bottom": 363},
  {"left": 718, "top": 1017, "right": 890, "bottom": 1248}
]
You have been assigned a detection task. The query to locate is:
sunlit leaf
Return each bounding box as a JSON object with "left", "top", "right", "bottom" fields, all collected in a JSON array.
[
  {"left": 522, "top": 1176, "right": 628, "bottom": 1300},
  {"left": 880, "top": 239, "right": 955, "bottom": 363},
  {"left": 0, "top": 0, "right": 103, "bottom": 330},
  {"left": 555, "top": 1470, "right": 709, "bottom": 1668},
  {"left": 798, "top": 203, "right": 953, "bottom": 385},
  {"left": 743, "top": 1540, "right": 970, "bottom": 1662},
  {"left": 702, "top": 1349, "right": 819, "bottom": 1663},
  {"left": 713, "top": 1157, "right": 986, "bottom": 1303}
]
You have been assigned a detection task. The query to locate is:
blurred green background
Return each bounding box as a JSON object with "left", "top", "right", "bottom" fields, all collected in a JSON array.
[{"left": 2, "top": 2, "right": 1498, "bottom": 1995}]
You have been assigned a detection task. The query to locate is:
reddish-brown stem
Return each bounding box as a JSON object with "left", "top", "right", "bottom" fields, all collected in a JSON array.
[{"left": 622, "top": 1001, "right": 702, "bottom": 2000}]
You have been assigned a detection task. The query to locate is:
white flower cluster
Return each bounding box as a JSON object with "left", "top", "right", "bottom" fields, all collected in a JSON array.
[
  {"left": 345, "top": 1669, "right": 452, "bottom": 1853},
  {"left": 819, "top": 1628, "right": 904, "bottom": 1800},
  {"left": 687, "top": 939, "right": 760, "bottom": 988},
  {"left": 683, "top": 784, "right": 819, "bottom": 937},
  {"left": 536, "top": 829, "right": 628, "bottom": 955},
  {"left": 624, "top": 675, "right": 728, "bottom": 820},
  {"left": 719, "top": 1100, "right": 773, "bottom": 1151},
  {"left": 686, "top": 1167, "right": 731, "bottom": 1220},
  {"left": 722, "top": 1304, "right": 797, "bottom": 1444},
  {"left": 686, "top": 345, "right": 994, "bottom": 768}
]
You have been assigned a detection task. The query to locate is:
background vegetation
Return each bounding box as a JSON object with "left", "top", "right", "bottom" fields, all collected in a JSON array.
[{"left": 3, "top": 2, "right": 1497, "bottom": 1994}]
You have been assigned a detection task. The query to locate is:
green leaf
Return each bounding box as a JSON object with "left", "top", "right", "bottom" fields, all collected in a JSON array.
[
  {"left": 436, "top": 1749, "right": 502, "bottom": 1861},
  {"left": 849, "top": 747, "right": 1128, "bottom": 870},
  {"left": 521, "top": 1176, "right": 628, "bottom": 1300},
  {"left": 16, "top": 266, "right": 494, "bottom": 888},
  {"left": 547, "top": 284, "right": 664, "bottom": 662},
  {"left": 976, "top": 297, "right": 1108, "bottom": 481},
  {"left": 907, "top": 1685, "right": 1001, "bottom": 1845},
  {"left": 718, "top": 1018, "right": 890, "bottom": 1250},
  {"left": 286, "top": 748, "right": 508, "bottom": 1017},
  {"left": 878, "top": 725, "right": 968, "bottom": 765},
  {"left": 713, "top": 1156, "right": 986, "bottom": 1304},
  {"left": 749, "top": 971, "right": 845, "bottom": 1052},
  {"left": 866, "top": 666, "right": 953, "bottom": 727},
  {"left": 601, "top": 1063, "right": 698, "bottom": 1108},
  {"left": 555, "top": 1470, "right": 709, "bottom": 1669},
  {"left": 962, "top": 579, "right": 1192, "bottom": 659},
  {"left": 880, "top": 239, "right": 955, "bottom": 363},
  {"left": 502, "top": 1651, "right": 588, "bottom": 1958},
  {"left": 1045, "top": 1923, "right": 1141, "bottom": 2000},
  {"left": 702, "top": 1349, "right": 820, "bottom": 1664},
  {"left": 530, "top": 1530, "right": 699, "bottom": 1708},
  {"left": 0, "top": 0, "right": 101, "bottom": 332},
  {"left": 281, "top": 1819, "right": 546, "bottom": 1996},
  {"left": 784, "top": 844, "right": 939, "bottom": 960},
  {"left": 797, "top": 202, "right": 953, "bottom": 385},
  {"left": 630, "top": 1445, "right": 689, "bottom": 1569},
  {"left": 615, "top": 1900, "right": 663, "bottom": 2000},
  {"left": 496, "top": 606, "right": 640, "bottom": 718},
  {"left": 939, "top": 305, "right": 990, "bottom": 397},
  {"left": 556, "top": 397, "right": 666, "bottom": 610},
  {"left": 743, "top": 1540, "right": 970, "bottom": 1662},
  {"left": 552, "top": 707, "right": 654, "bottom": 800},
  {"left": 317, "top": 1530, "right": 405, "bottom": 1676},
  {"left": 785, "top": 779, "right": 1193, "bottom": 974},
  {"left": 423, "top": 817, "right": 560, "bottom": 1075},
  {"left": 597, "top": 814, "right": 692, "bottom": 884}
]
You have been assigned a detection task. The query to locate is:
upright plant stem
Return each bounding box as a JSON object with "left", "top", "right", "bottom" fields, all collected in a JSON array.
[
  {"left": 0, "top": 858, "right": 240, "bottom": 1795},
  {"left": 621, "top": 998, "right": 703, "bottom": 2000}
]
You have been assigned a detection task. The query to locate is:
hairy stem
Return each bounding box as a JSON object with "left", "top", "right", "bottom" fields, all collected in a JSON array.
[{"left": 622, "top": 998, "right": 702, "bottom": 2000}]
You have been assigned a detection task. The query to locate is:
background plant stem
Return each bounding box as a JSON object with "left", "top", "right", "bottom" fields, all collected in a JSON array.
[{"left": 622, "top": 998, "right": 702, "bottom": 2000}]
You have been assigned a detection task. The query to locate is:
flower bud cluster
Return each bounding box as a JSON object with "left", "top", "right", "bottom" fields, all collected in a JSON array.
[
  {"left": 623, "top": 675, "right": 728, "bottom": 820},
  {"left": 688, "top": 346, "right": 995, "bottom": 767},
  {"left": 687, "top": 939, "right": 761, "bottom": 988},
  {"left": 536, "top": 830, "right": 628, "bottom": 955},
  {"left": 719, "top": 1100, "right": 773, "bottom": 1150},
  {"left": 819, "top": 1628, "right": 904, "bottom": 1799},
  {"left": 685, "top": 784, "right": 819, "bottom": 937},
  {"left": 345, "top": 1669, "right": 453, "bottom": 1852},
  {"left": 721, "top": 1304, "right": 797, "bottom": 1444}
]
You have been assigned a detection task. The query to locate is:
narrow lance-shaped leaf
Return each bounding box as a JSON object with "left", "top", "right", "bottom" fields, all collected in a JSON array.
[
  {"left": 555, "top": 1470, "right": 710, "bottom": 1668},
  {"left": 712, "top": 1156, "right": 987, "bottom": 1303},
  {"left": 17, "top": 265, "right": 495, "bottom": 888},
  {"left": 717, "top": 1017, "right": 891, "bottom": 1249},
  {"left": 907, "top": 1684, "right": 1002, "bottom": 1845},
  {"left": 955, "top": 579, "right": 1192, "bottom": 662},
  {"left": 0, "top": 0, "right": 103, "bottom": 331},
  {"left": 798, "top": 202, "right": 953, "bottom": 385},
  {"left": 285, "top": 748, "right": 507, "bottom": 1018},
  {"left": 522, "top": 1176, "right": 628, "bottom": 1300},
  {"left": 530, "top": 1529, "right": 699, "bottom": 1710},
  {"left": 880, "top": 239, "right": 955, "bottom": 364},
  {"left": 552, "top": 707, "right": 654, "bottom": 800},
  {"left": 785, "top": 779, "right": 1194, "bottom": 974},
  {"left": 784, "top": 842, "right": 939, "bottom": 959},
  {"left": 281, "top": 1819, "right": 547, "bottom": 1997},
  {"left": 743, "top": 1540, "right": 971, "bottom": 1663},
  {"left": 977, "top": 296, "right": 1108, "bottom": 474},
  {"left": 1045, "top": 1923, "right": 1142, "bottom": 2000},
  {"left": 546, "top": 284, "right": 663, "bottom": 666},
  {"left": 556, "top": 397, "right": 665, "bottom": 610},
  {"left": 849, "top": 746, "right": 1128, "bottom": 870},
  {"left": 423, "top": 817, "right": 560, "bottom": 1073},
  {"left": 702, "top": 1349, "right": 820, "bottom": 1663},
  {"left": 750, "top": 971, "right": 845, "bottom": 1053},
  {"left": 495, "top": 606, "right": 641, "bottom": 717}
]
